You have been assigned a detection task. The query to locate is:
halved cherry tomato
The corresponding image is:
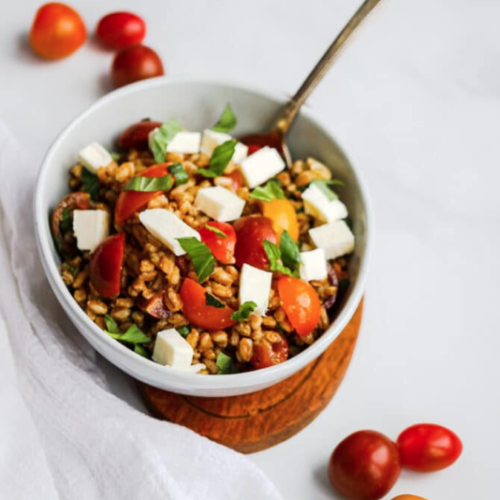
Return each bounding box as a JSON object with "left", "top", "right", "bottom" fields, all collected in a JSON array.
[
  {"left": 114, "top": 164, "right": 172, "bottom": 225},
  {"left": 199, "top": 221, "right": 236, "bottom": 264},
  {"left": 250, "top": 336, "right": 289, "bottom": 369},
  {"left": 397, "top": 423, "right": 463, "bottom": 473},
  {"left": 96, "top": 12, "right": 146, "bottom": 50},
  {"left": 89, "top": 233, "right": 125, "bottom": 298},
  {"left": 30, "top": 3, "right": 86, "bottom": 59},
  {"left": 247, "top": 144, "right": 263, "bottom": 155},
  {"left": 328, "top": 430, "right": 402, "bottom": 500},
  {"left": 224, "top": 169, "right": 244, "bottom": 192},
  {"left": 278, "top": 276, "right": 321, "bottom": 337},
  {"left": 391, "top": 496, "right": 428, "bottom": 500},
  {"left": 111, "top": 44, "right": 164, "bottom": 88},
  {"left": 233, "top": 216, "right": 277, "bottom": 270},
  {"left": 118, "top": 120, "right": 162, "bottom": 150},
  {"left": 179, "top": 278, "right": 236, "bottom": 330},
  {"left": 137, "top": 291, "right": 170, "bottom": 319},
  {"left": 262, "top": 198, "right": 299, "bottom": 243}
]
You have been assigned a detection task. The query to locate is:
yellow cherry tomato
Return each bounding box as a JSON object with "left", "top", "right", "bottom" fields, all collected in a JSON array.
[
  {"left": 261, "top": 199, "right": 299, "bottom": 243},
  {"left": 391, "top": 495, "right": 428, "bottom": 500}
]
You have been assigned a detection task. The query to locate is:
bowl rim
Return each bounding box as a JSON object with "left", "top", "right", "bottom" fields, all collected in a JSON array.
[{"left": 34, "top": 75, "right": 373, "bottom": 390}]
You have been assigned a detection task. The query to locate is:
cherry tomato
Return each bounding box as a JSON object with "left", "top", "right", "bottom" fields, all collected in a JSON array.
[
  {"left": 278, "top": 276, "right": 321, "bottom": 337},
  {"left": 261, "top": 198, "right": 299, "bottom": 243},
  {"left": 391, "top": 496, "right": 428, "bottom": 500},
  {"left": 137, "top": 291, "right": 169, "bottom": 319},
  {"left": 89, "top": 233, "right": 125, "bottom": 298},
  {"left": 247, "top": 144, "right": 263, "bottom": 155},
  {"left": 179, "top": 279, "right": 236, "bottom": 331},
  {"left": 233, "top": 216, "right": 277, "bottom": 270},
  {"left": 224, "top": 169, "right": 244, "bottom": 192},
  {"left": 114, "top": 164, "right": 172, "bottom": 225},
  {"left": 250, "top": 336, "right": 289, "bottom": 369},
  {"left": 199, "top": 221, "right": 236, "bottom": 264},
  {"left": 111, "top": 45, "right": 164, "bottom": 88},
  {"left": 397, "top": 423, "right": 463, "bottom": 472},
  {"left": 328, "top": 430, "right": 402, "bottom": 500},
  {"left": 30, "top": 3, "right": 86, "bottom": 59},
  {"left": 118, "top": 120, "right": 162, "bottom": 151},
  {"left": 96, "top": 12, "right": 146, "bottom": 50}
]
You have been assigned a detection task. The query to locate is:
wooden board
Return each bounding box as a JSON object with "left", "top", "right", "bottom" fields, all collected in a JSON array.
[{"left": 138, "top": 300, "right": 363, "bottom": 453}]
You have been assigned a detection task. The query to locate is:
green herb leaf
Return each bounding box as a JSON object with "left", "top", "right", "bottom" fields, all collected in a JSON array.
[
  {"left": 280, "top": 231, "right": 302, "bottom": 274},
  {"left": 263, "top": 240, "right": 296, "bottom": 277},
  {"left": 231, "top": 301, "right": 257, "bottom": 322},
  {"left": 205, "top": 292, "right": 225, "bottom": 308},
  {"left": 81, "top": 168, "right": 99, "bottom": 201},
  {"left": 197, "top": 140, "right": 237, "bottom": 178},
  {"left": 176, "top": 237, "right": 215, "bottom": 283},
  {"left": 104, "top": 314, "right": 121, "bottom": 334},
  {"left": 212, "top": 103, "right": 237, "bottom": 133},
  {"left": 310, "top": 179, "right": 345, "bottom": 201},
  {"left": 203, "top": 224, "right": 227, "bottom": 238},
  {"left": 168, "top": 163, "right": 189, "bottom": 185},
  {"left": 151, "top": 120, "right": 182, "bottom": 163},
  {"left": 176, "top": 325, "right": 191, "bottom": 337},
  {"left": 216, "top": 352, "right": 238, "bottom": 374},
  {"left": 104, "top": 316, "right": 150, "bottom": 345},
  {"left": 134, "top": 345, "right": 149, "bottom": 358},
  {"left": 110, "top": 152, "right": 121, "bottom": 161},
  {"left": 123, "top": 175, "right": 173, "bottom": 192},
  {"left": 54, "top": 235, "right": 64, "bottom": 254},
  {"left": 249, "top": 179, "right": 284, "bottom": 202},
  {"left": 60, "top": 207, "right": 72, "bottom": 233},
  {"left": 141, "top": 117, "right": 151, "bottom": 122}
]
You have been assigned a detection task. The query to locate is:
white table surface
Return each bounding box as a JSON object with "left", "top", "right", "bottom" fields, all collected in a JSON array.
[{"left": 2, "top": 0, "right": 499, "bottom": 498}]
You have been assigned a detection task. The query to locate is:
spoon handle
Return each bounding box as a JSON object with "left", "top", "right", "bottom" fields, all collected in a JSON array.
[{"left": 275, "top": 0, "right": 385, "bottom": 134}]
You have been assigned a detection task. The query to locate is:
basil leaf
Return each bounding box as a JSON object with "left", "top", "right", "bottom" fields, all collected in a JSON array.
[
  {"left": 141, "top": 117, "right": 151, "bottom": 122},
  {"left": 231, "top": 301, "right": 257, "bottom": 322},
  {"left": 110, "top": 152, "right": 121, "bottom": 161},
  {"left": 151, "top": 120, "right": 182, "bottom": 163},
  {"left": 216, "top": 352, "right": 238, "bottom": 374},
  {"left": 54, "top": 235, "right": 64, "bottom": 254},
  {"left": 205, "top": 292, "right": 225, "bottom": 308},
  {"left": 310, "top": 179, "right": 345, "bottom": 202},
  {"left": 212, "top": 103, "right": 237, "bottom": 133},
  {"left": 117, "top": 324, "right": 150, "bottom": 344},
  {"left": 134, "top": 345, "right": 149, "bottom": 358},
  {"left": 168, "top": 163, "right": 189, "bottom": 185},
  {"left": 203, "top": 224, "right": 227, "bottom": 238},
  {"left": 81, "top": 168, "right": 99, "bottom": 201},
  {"left": 176, "top": 325, "right": 191, "bottom": 337},
  {"left": 280, "top": 231, "right": 302, "bottom": 274},
  {"left": 60, "top": 207, "right": 72, "bottom": 233},
  {"left": 263, "top": 240, "right": 295, "bottom": 277},
  {"left": 249, "top": 179, "right": 284, "bottom": 202},
  {"left": 197, "top": 140, "right": 237, "bottom": 178},
  {"left": 176, "top": 237, "right": 215, "bottom": 283},
  {"left": 104, "top": 314, "right": 120, "bottom": 334},
  {"left": 123, "top": 175, "right": 173, "bottom": 192}
]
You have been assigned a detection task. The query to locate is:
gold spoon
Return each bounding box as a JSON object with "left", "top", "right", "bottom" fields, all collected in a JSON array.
[{"left": 239, "top": 0, "right": 385, "bottom": 167}]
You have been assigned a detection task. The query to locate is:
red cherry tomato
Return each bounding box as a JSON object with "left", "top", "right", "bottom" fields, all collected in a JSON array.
[
  {"left": 96, "top": 12, "right": 146, "bottom": 50},
  {"left": 118, "top": 120, "right": 162, "bottom": 150},
  {"left": 224, "top": 170, "right": 244, "bottom": 192},
  {"left": 89, "top": 233, "right": 125, "bottom": 298},
  {"left": 328, "top": 430, "right": 402, "bottom": 500},
  {"left": 250, "top": 336, "right": 289, "bottom": 369},
  {"left": 199, "top": 221, "right": 236, "bottom": 264},
  {"left": 137, "top": 291, "right": 170, "bottom": 319},
  {"left": 179, "top": 279, "right": 236, "bottom": 331},
  {"left": 247, "top": 144, "right": 263, "bottom": 155},
  {"left": 397, "top": 423, "right": 463, "bottom": 472},
  {"left": 114, "top": 164, "right": 172, "bottom": 225},
  {"left": 30, "top": 3, "right": 86, "bottom": 59},
  {"left": 277, "top": 276, "right": 321, "bottom": 337},
  {"left": 111, "top": 45, "right": 164, "bottom": 88},
  {"left": 233, "top": 216, "right": 277, "bottom": 270}
]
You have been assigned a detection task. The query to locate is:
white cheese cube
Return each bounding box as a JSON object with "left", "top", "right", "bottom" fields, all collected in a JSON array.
[
  {"left": 166, "top": 131, "right": 201, "bottom": 154},
  {"left": 139, "top": 209, "right": 200, "bottom": 256},
  {"left": 300, "top": 248, "right": 328, "bottom": 281},
  {"left": 153, "top": 329, "right": 193, "bottom": 369},
  {"left": 72, "top": 210, "right": 110, "bottom": 252},
  {"left": 302, "top": 183, "right": 348, "bottom": 223},
  {"left": 232, "top": 143, "right": 249, "bottom": 164},
  {"left": 239, "top": 264, "right": 272, "bottom": 316},
  {"left": 148, "top": 128, "right": 159, "bottom": 154},
  {"left": 77, "top": 142, "right": 113, "bottom": 173},
  {"left": 309, "top": 220, "right": 355, "bottom": 260},
  {"left": 239, "top": 146, "right": 285, "bottom": 188},
  {"left": 195, "top": 186, "right": 245, "bottom": 222},
  {"left": 176, "top": 363, "right": 206, "bottom": 374},
  {"left": 200, "top": 129, "right": 248, "bottom": 164}
]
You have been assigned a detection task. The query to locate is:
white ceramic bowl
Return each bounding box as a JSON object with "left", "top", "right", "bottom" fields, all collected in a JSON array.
[{"left": 34, "top": 76, "right": 372, "bottom": 397}]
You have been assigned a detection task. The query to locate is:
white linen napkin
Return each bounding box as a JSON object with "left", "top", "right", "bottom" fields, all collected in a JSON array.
[{"left": 0, "top": 122, "right": 283, "bottom": 500}]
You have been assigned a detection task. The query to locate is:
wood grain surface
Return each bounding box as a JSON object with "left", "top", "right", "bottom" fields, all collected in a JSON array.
[{"left": 138, "top": 300, "right": 363, "bottom": 453}]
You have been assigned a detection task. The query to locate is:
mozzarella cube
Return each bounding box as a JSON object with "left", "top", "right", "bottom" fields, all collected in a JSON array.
[
  {"left": 176, "top": 363, "right": 206, "bottom": 374},
  {"left": 153, "top": 329, "right": 194, "bottom": 369},
  {"left": 195, "top": 186, "right": 245, "bottom": 222},
  {"left": 309, "top": 220, "right": 355, "bottom": 260},
  {"left": 166, "top": 131, "right": 201, "bottom": 154},
  {"left": 300, "top": 248, "right": 328, "bottom": 281},
  {"left": 302, "top": 183, "right": 348, "bottom": 223},
  {"left": 139, "top": 209, "right": 200, "bottom": 256},
  {"left": 200, "top": 129, "right": 248, "bottom": 164},
  {"left": 72, "top": 210, "right": 110, "bottom": 252},
  {"left": 77, "top": 142, "right": 113, "bottom": 173},
  {"left": 239, "top": 147, "right": 285, "bottom": 188},
  {"left": 239, "top": 264, "right": 272, "bottom": 316},
  {"left": 232, "top": 143, "right": 249, "bottom": 164}
]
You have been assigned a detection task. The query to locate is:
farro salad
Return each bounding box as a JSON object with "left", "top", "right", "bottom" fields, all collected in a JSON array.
[{"left": 51, "top": 104, "right": 355, "bottom": 375}]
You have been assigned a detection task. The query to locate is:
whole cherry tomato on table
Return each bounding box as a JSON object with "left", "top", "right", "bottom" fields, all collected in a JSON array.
[
  {"left": 199, "top": 221, "right": 236, "bottom": 264},
  {"left": 111, "top": 45, "right": 164, "bottom": 88},
  {"left": 397, "top": 423, "right": 463, "bottom": 472},
  {"left": 328, "top": 430, "right": 402, "bottom": 500},
  {"left": 118, "top": 120, "right": 162, "bottom": 151},
  {"left": 30, "top": 2, "right": 86, "bottom": 59},
  {"left": 96, "top": 12, "right": 146, "bottom": 49},
  {"left": 250, "top": 336, "right": 289, "bottom": 369},
  {"left": 261, "top": 198, "right": 299, "bottom": 243}
]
